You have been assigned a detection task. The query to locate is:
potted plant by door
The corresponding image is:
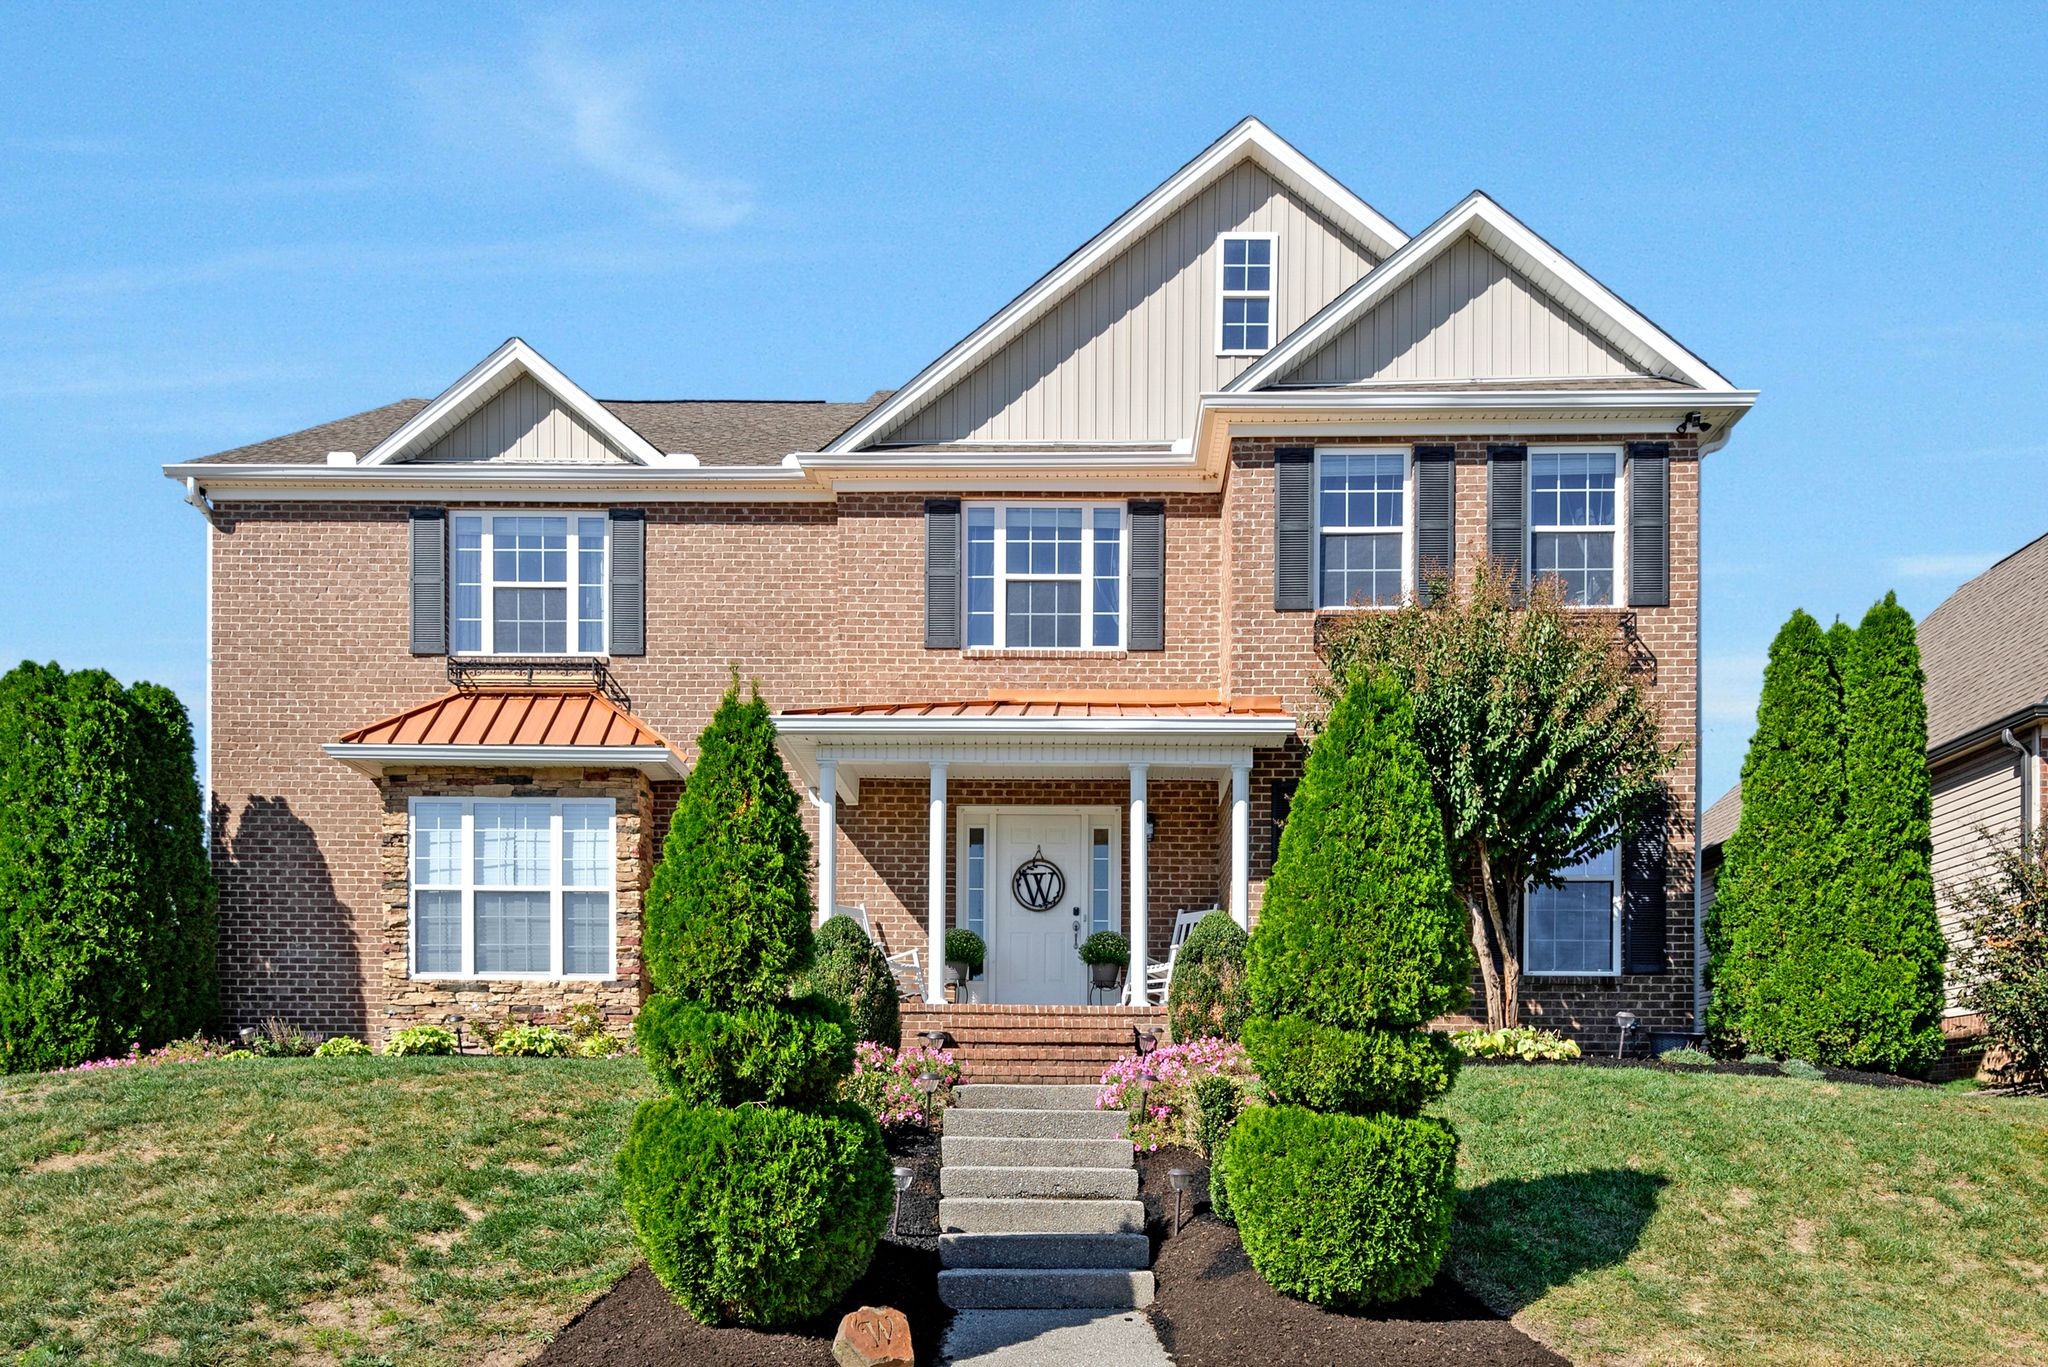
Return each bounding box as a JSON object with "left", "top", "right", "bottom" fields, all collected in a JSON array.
[
  {"left": 945, "top": 929, "right": 987, "bottom": 1004},
  {"left": 1079, "top": 931, "right": 1130, "bottom": 992}
]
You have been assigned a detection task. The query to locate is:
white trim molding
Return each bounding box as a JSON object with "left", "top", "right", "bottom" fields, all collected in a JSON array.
[{"left": 324, "top": 742, "right": 686, "bottom": 779}]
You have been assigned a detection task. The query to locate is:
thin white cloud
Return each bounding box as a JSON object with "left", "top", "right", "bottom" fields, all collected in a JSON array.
[
  {"left": 1889, "top": 552, "right": 1997, "bottom": 579},
  {"left": 1702, "top": 652, "right": 1768, "bottom": 727}
]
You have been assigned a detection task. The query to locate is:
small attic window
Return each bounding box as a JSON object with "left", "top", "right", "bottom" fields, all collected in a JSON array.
[{"left": 1218, "top": 233, "right": 1275, "bottom": 355}]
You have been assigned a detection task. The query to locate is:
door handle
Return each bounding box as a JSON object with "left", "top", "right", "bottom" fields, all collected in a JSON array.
[{"left": 1073, "top": 909, "right": 1082, "bottom": 946}]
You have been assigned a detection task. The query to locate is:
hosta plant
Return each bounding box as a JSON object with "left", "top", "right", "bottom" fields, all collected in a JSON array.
[{"left": 1449, "top": 1027, "right": 1581, "bottom": 1061}]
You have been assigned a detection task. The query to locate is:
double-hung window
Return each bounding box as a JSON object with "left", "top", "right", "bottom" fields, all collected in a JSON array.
[
  {"left": 451, "top": 513, "right": 608, "bottom": 655},
  {"left": 1529, "top": 451, "right": 1620, "bottom": 606},
  {"left": 1218, "top": 233, "right": 1275, "bottom": 354},
  {"left": 1318, "top": 450, "right": 1407, "bottom": 607},
  {"left": 410, "top": 797, "right": 616, "bottom": 979},
  {"left": 1525, "top": 844, "right": 1620, "bottom": 976},
  {"left": 966, "top": 504, "right": 1125, "bottom": 649}
]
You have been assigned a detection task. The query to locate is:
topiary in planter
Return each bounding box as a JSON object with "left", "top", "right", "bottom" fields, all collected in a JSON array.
[
  {"left": 1168, "top": 911, "right": 1249, "bottom": 1042},
  {"left": 945, "top": 927, "right": 986, "bottom": 980},
  {"left": 801, "top": 915, "right": 900, "bottom": 1048},
  {"left": 1224, "top": 670, "right": 1471, "bottom": 1307}
]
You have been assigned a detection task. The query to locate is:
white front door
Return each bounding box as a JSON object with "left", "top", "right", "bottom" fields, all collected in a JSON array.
[{"left": 992, "top": 812, "right": 1089, "bottom": 1005}]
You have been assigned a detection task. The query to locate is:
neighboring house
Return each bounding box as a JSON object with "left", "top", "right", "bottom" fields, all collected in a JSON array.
[
  {"left": 1702, "top": 531, "right": 2048, "bottom": 1067},
  {"left": 164, "top": 119, "right": 1754, "bottom": 1054}
]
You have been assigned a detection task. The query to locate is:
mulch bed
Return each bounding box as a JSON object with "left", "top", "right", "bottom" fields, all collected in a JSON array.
[
  {"left": 534, "top": 1130, "right": 948, "bottom": 1367},
  {"left": 1137, "top": 1147, "right": 1570, "bottom": 1367},
  {"left": 1468, "top": 1052, "right": 1934, "bottom": 1089}
]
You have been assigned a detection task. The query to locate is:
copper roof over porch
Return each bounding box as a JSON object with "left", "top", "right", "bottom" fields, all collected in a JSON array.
[{"left": 327, "top": 688, "right": 686, "bottom": 777}]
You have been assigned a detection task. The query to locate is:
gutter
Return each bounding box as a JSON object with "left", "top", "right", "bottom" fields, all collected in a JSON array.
[
  {"left": 1925, "top": 704, "right": 2048, "bottom": 767},
  {"left": 323, "top": 742, "right": 687, "bottom": 779}
]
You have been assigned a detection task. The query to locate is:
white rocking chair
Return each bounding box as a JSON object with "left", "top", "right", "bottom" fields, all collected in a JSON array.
[
  {"left": 1141, "top": 908, "right": 1218, "bottom": 1005},
  {"left": 827, "top": 904, "right": 927, "bottom": 1002}
]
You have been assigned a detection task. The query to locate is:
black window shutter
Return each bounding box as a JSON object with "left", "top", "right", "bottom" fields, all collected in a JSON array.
[
  {"left": 924, "top": 499, "right": 962, "bottom": 649},
  {"left": 1622, "top": 791, "right": 1671, "bottom": 974},
  {"left": 408, "top": 508, "right": 447, "bottom": 656},
  {"left": 1127, "top": 499, "right": 1165, "bottom": 651},
  {"left": 1273, "top": 446, "right": 1315, "bottom": 611},
  {"left": 608, "top": 509, "right": 646, "bottom": 656},
  {"left": 1413, "top": 444, "right": 1455, "bottom": 605},
  {"left": 1487, "top": 443, "right": 1528, "bottom": 597},
  {"left": 1268, "top": 777, "right": 1298, "bottom": 864},
  {"left": 1627, "top": 442, "right": 1672, "bottom": 608}
]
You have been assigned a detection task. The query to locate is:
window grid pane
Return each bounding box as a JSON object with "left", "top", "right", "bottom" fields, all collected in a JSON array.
[
  {"left": 1006, "top": 580, "right": 1081, "bottom": 648},
  {"left": 414, "top": 890, "right": 462, "bottom": 974},
  {"left": 413, "top": 802, "right": 463, "bottom": 885},
  {"left": 562, "top": 805, "right": 610, "bottom": 887},
  {"left": 1090, "top": 829, "right": 1112, "bottom": 936},
  {"left": 562, "top": 892, "right": 610, "bottom": 975},
  {"left": 966, "top": 509, "right": 996, "bottom": 647},
  {"left": 1221, "top": 236, "right": 1274, "bottom": 351},
  {"left": 966, "top": 828, "right": 986, "bottom": 939},
  {"left": 474, "top": 804, "right": 551, "bottom": 886},
  {"left": 576, "top": 517, "right": 606, "bottom": 652},
  {"left": 452, "top": 517, "right": 483, "bottom": 653},
  {"left": 1527, "top": 880, "right": 1616, "bottom": 975},
  {"left": 1321, "top": 533, "right": 1403, "bottom": 607},
  {"left": 1531, "top": 453, "right": 1618, "bottom": 606},
  {"left": 475, "top": 891, "right": 551, "bottom": 974},
  {"left": 1091, "top": 508, "right": 1121, "bottom": 647},
  {"left": 493, "top": 588, "right": 568, "bottom": 654}
]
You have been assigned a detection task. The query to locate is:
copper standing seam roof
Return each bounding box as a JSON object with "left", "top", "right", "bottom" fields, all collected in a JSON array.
[
  {"left": 777, "top": 689, "right": 1291, "bottom": 720},
  {"left": 337, "top": 689, "right": 679, "bottom": 751}
]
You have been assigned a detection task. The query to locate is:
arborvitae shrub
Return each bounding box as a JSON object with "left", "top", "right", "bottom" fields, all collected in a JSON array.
[
  {"left": 1191, "top": 1072, "right": 1243, "bottom": 1223},
  {"left": 1168, "top": 911, "right": 1250, "bottom": 1043},
  {"left": 1224, "top": 671, "right": 1469, "bottom": 1306},
  {"left": 802, "top": 914, "right": 901, "bottom": 1048},
  {"left": 635, "top": 992, "right": 854, "bottom": 1108}
]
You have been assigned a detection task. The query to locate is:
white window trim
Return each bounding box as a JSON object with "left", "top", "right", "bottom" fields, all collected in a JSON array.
[
  {"left": 408, "top": 795, "right": 617, "bottom": 981},
  {"left": 1315, "top": 446, "right": 1413, "bottom": 610},
  {"left": 1523, "top": 846, "right": 1622, "bottom": 978},
  {"left": 964, "top": 502, "right": 1128, "bottom": 651},
  {"left": 1526, "top": 445, "right": 1627, "bottom": 609},
  {"left": 1216, "top": 231, "right": 1279, "bottom": 356},
  {"left": 450, "top": 509, "right": 611, "bottom": 658}
]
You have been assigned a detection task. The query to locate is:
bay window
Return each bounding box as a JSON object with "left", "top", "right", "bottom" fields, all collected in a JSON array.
[
  {"left": 451, "top": 513, "right": 608, "bottom": 655},
  {"left": 410, "top": 797, "right": 616, "bottom": 979},
  {"left": 966, "top": 504, "right": 1126, "bottom": 649}
]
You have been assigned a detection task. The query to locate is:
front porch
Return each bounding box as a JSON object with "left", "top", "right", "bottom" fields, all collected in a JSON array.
[
  {"left": 777, "top": 691, "right": 1298, "bottom": 1008},
  {"left": 902, "top": 1002, "right": 1167, "bottom": 1083}
]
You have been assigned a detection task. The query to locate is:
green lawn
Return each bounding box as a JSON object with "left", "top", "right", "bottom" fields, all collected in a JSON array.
[{"left": 4, "top": 1057, "right": 2044, "bottom": 1366}]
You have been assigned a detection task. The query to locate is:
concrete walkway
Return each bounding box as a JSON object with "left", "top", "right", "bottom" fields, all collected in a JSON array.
[{"left": 939, "top": 1308, "right": 1173, "bottom": 1366}]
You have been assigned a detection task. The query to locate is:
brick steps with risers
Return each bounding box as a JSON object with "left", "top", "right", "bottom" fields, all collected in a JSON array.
[{"left": 904, "top": 1003, "right": 1164, "bottom": 1084}]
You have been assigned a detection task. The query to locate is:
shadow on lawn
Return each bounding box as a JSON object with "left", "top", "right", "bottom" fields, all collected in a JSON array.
[{"left": 1453, "top": 1167, "right": 1668, "bottom": 1313}]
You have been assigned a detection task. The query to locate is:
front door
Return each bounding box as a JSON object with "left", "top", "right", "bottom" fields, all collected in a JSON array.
[{"left": 992, "top": 812, "right": 1088, "bottom": 1005}]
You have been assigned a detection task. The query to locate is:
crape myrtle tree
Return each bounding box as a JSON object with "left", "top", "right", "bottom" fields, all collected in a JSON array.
[
  {"left": 1710, "top": 597, "right": 1946, "bottom": 1073},
  {"left": 1220, "top": 670, "right": 1473, "bottom": 1306},
  {"left": 0, "top": 662, "right": 216, "bottom": 1073},
  {"left": 618, "top": 679, "right": 892, "bottom": 1327},
  {"left": 1323, "top": 564, "right": 1673, "bottom": 1030},
  {"left": 1955, "top": 820, "right": 2048, "bottom": 1082}
]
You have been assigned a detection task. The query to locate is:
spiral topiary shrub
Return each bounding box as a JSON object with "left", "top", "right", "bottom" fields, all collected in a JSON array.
[
  {"left": 802, "top": 915, "right": 900, "bottom": 1048},
  {"left": 1223, "top": 669, "right": 1471, "bottom": 1306},
  {"left": 1168, "top": 911, "right": 1250, "bottom": 1042},
  {"left": 635, "top": 992, "right": 854, "bottom": 1108}
]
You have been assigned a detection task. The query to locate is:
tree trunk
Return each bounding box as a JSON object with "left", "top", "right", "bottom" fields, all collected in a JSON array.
[
  {"left": 1466, "top": 890, "right": 1504, "bottom": 1028},
  {"left": 1474, "top": 839, "right": 1522, "bottom": 1030}
]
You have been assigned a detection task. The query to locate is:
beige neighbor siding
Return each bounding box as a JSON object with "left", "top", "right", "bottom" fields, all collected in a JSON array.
[
  {"left": 883, "top": 159, "right": 1381, "bottom": 446},
  {"left": 1931, "top": 747, "right": 2025, "bottom": 1011},
  {"left": 1282, "top": 233, "right": 1647, "bottom": 385},
  {"left": 415, "top": 374, "right": 629, "bottom": 464}
]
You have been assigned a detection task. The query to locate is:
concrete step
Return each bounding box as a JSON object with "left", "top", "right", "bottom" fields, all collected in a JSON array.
[
  {"left": 954, "top": 1083, "right": 1103, "bottom": 1111},
  {"left": 938, "top": 1268, "right": 1155, "bottom": 1311},
  {"left": 941, "top": 1165, "right": 1139, "bottom": 1200},
  {"left": 943, "top": 1135, "right": 1134, "bottom": 1169},
  {"left": 945, "top": 1107, "right": 1127, "bottom": 1141},
  {"left": 939, "top": 1197, "right": 1145, "bottom": 1235},
  {"left": 940, "top": 1231, "right": 1151, "bottom": 1270}
]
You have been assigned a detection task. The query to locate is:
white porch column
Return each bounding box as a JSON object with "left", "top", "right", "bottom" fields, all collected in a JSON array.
[
  {"left": 926, "top": 762, "right": 948, "bottom": 1005},
  {"left": 816, "top": 758, "right": 837, "bottom": 924},
  {"left": 1230, "top": 760, "right": 1252, "bottom": 930},
  {"left": 1128, "top": 762, "right": 1149, "bottom": 1004}
]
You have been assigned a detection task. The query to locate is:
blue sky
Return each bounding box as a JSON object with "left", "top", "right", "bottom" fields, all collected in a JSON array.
[{"left": 3, "top": 2, "right": 2043, "bottom": 804}]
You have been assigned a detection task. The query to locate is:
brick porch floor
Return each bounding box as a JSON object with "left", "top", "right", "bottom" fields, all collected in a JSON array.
[{"left": 903, "top": 1003, "right": 1167, "bottom": 1084}]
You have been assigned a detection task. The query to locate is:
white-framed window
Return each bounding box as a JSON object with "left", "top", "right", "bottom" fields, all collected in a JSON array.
[
  {"left": 1318, "top": 448, "right": 1409, "bottom": 608},
  {"left": 1217, "top": 232, "right": 1276, "bottom": 354},
  {"left": 409, "top": 796, "right": 616, "bottom": 979},
  {"left": 1089, "top": 826, "right": 1115, "bottom": 936},
  {"left": 1529, "top": 450, "right": 1621, "bottom": 607},
  {"left": 964, "top": 826, "right": 987, "bottom": 940},
  {"left": 1525, "top": 844, "right": 1621, "bottom": 976},
  {"left": 451, "top": 512, "right": 609, "bottom": 656},
  {"left": 965, "top": 504, "right": 1126, "bottom": 650}
]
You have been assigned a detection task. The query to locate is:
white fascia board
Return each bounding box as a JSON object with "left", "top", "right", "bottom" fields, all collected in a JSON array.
[
  {"left": 358, "top": 337, "right": 675, "bottom": 467},
  {"left": 1230, "top": 192, "right": 1739, "bottom": 395},
  {"left": 1205, "top": 388, "right": 1759, "bottom": 414},
  {"left": 824, "top": 117, "right": 1406, "bottom": 454},
  {"left": 793, "top": 450, "right": 1211, "bottom": 491},
  {"left": 773, "top": 716, "right": 1299, "bottom": 746},
  {"left": 163, "top": 462, "right": 829, "bottom": 503},
  {"left": 323, "top": 742, "right": 686, "bottom": 778}
]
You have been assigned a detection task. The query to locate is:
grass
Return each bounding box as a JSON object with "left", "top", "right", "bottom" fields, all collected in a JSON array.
[
  {"left": 1439, "top": 1065, "right": 2048, "bottom": 1366},
  {"left": 0, "top": 1057, "right": 655, "bottom": 1366},
  {"left": 6, "top": 1056, "right": 2045, "bottom": 1366}
]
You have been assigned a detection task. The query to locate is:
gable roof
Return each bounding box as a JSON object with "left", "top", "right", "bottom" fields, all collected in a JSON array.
[
  {"left": 823, "top": 117, "right": 1408, "bottom": 453},
  {"left": 1920, "top": 530, "right": 2048, "bottom": 752},
  {"left": 1228, "top": 192, "right": 1737, "bottom": 394}
]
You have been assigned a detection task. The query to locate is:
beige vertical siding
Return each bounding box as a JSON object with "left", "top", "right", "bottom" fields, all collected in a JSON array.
[
  {"left": 883, "top": 160, "right": 1380, "bottom": 445},
  {"left": 416, "top": 375, "right": 628, "bottom": 464},
  {"left": 1282, "top": 233, "right": 1646, "bottom": 386},
  {"left": 1931, "top": 747, "right": 2025, "bottom": 1011}
]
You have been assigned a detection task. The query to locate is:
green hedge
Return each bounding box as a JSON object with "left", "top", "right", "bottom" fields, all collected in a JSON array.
[
  {"left": 802, "top": 915, "right": 901, "bottom": 1048},
  {"left": 1221, "top": 1105, "right": 1459, "bottom": 1308},
  {"left": 1242, "top": 1017, "right": 1458, "bottom": 1115},
  {"left": 1169, "top": 911, "right": 1249, "bottom": 1043},
  {"left": 618, "top": 1098, "right": 893, "bottom": 1327},
  {"left": 635, "top": 992, "right": 854, "bottom": 1108}
]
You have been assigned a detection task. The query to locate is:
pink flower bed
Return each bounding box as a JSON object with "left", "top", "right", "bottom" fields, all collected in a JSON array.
[
  {"left": 845, "top": 1040, "right": 964, "bottom": 1131},
  {"left": 54, "top": 1038, "right": 241, "bottom": 1074},
  {"left": 1096, "top": 1037, "right": 1257, "bottom": 1152}
]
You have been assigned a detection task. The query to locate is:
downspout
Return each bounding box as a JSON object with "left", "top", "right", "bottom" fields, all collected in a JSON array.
[
  {"left": 1693, "top": 470, "right": 1707, "bottom": 1036},
  {"left": 185, "top": 479, "right": 215, "bottom": 848},
  {"left": 2002, "top": 728, "right": 2033, "bottom": 845}
]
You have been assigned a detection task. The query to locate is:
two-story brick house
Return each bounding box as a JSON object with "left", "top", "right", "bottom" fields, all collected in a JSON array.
[{"left": 165, "top": 119, "right": 1754, "bottom": 1058}]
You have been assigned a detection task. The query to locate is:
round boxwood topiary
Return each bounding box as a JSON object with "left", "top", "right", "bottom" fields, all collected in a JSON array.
[
  {"left": 1168, "top": 911, "right": 1250, "bottom": 1042},
  {"left": 635, "top": 992, "right": 855, "bottom": 1108},
  {"left": 1079, "top": 930, "right": 1129, "bottom": 967},
  {"left": 618, "top": 1097, "right": 893, "bottom": 1327},
  {"left": 1221, "top": 1104, "right": 1459, "bottom": 1308},
  {"left": 945, "top": 928, "right": 986, "bottom": 975},
  {"left": 801, "top": 915, "right": 901, "bottom": 1049},
  {"left": 1242, "top": 1016, "right": 1458, "bottom": 1115}
]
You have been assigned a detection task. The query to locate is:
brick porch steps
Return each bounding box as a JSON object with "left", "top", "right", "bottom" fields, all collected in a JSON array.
[{"left": 903, "top": 1003, "right": 1165, "bottom": 1084}]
